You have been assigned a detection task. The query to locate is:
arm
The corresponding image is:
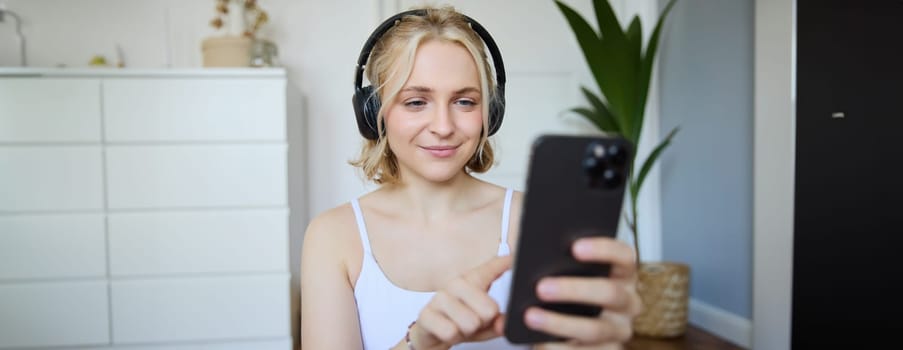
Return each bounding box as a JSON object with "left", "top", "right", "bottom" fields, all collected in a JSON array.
[{"left": 300, "top": 213, "right": 364, "bottom": 349}]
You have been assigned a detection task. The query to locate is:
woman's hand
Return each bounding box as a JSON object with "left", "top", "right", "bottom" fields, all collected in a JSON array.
[
  {"left": 406, "top": 255, "right": 513, "bottom": 350},
  {"left": 528, "top": 238, "right": 642, "bottom": 349}
]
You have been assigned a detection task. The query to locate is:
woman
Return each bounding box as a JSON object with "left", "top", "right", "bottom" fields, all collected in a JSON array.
[{"left": 300, "top": 6, "right": 642, "bottom": 349}]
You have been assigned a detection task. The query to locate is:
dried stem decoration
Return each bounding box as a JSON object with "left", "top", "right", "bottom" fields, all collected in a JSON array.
[{"left": 209, "top": 0, "right": 269, "bottom": 38}]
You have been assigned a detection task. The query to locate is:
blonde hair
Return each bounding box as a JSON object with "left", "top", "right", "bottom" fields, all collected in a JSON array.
[{"left": 350, "top": 6, "right": 499, "bottom": 185}]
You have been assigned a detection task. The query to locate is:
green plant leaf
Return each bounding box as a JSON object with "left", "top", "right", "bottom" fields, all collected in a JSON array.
[
  {"left": 590, "top": 0, "right": 640, "bottom": 137},
  {"left": 624, "top": 16, "right": 643, "bottom": 141},
  {"left": 554, "top": 2, "right": 610, "bottom": 110},
  {"left": 633, "top": 0, "right": 677, "bottom": 142},
  {"left": 595, "top": 39, "right": 634, "bottom": 136},
  {"left": 556, "top": 0, "right": 634, "bottom": 137},
  {"left": 591, "top": 0, "right": 636, "bottom": 143},
  {"left": 579, "top": 86, "right": 622, "bottom": 133},
  {"left": 631, "top": 127, "right": 679, "bottom": 198},
  {"left": 626, "top": 16, "right": 643, "bottom": 73},
  {"left": 553, "top": 1, "right": 601, "bottom": 63},
  {"left": 592, "top": 0, "right": 626, "bottom": 43},
  {"left": 571, "top": 107, "right": 614, "bottom": 132}
]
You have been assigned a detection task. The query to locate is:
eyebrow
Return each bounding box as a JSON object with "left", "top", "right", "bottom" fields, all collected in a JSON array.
[{"left": 401, "top": 86, "right": 481, "bottom": 94}]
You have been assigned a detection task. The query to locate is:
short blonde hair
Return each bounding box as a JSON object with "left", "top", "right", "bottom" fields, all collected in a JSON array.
[{"left": 350, "top": 6, "right": 499, "bottom": 185}]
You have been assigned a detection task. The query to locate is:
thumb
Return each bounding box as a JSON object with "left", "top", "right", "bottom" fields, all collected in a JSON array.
[
  {"left": 463, "top": 255, "right": 513, "bottom": 289},
  {"left": 469, "top": 316, "right": 505, "bottom": 342},
  {"left": 493, "top": 314, "right": 506, "bottom": 335}
]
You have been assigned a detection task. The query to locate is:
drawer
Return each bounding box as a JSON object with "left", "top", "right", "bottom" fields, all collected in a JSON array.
[
  {"left": 109, "top": 209, "right": 288, "bottom": 276},
  {"left": 111, "top": 274, "right": 290, "bottom": 343},
  {"left": 103, "top": 78, "right": 285, "bottom": 142},
  {"left": 0, "top": 280, "right": 109, "bottom": 349},
  {"left": 0, "top": 214, "right": 106, "bottom": 280},
  {"left": 0, "top": 146, "right": 104, "bottom": 211},
  {"left": 0, "top": 78, "right": 102, "bottom": 143},
  {"left": 105, "top": 144, "right": 287, "bottom": 209}
]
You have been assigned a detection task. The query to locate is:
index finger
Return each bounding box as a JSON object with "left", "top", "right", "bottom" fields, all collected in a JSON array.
[{"left": 463, "top": 255, "right": 513, "bottom": 289}]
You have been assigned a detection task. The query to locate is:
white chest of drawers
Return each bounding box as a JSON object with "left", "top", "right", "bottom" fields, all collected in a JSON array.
[{"left": 0, "top": 68, "right": 292, "bottom": 350}]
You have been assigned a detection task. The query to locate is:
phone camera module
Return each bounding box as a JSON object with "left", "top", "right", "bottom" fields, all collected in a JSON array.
[{"left": 583, "top": 141, "right": 623, "bottom": 190}]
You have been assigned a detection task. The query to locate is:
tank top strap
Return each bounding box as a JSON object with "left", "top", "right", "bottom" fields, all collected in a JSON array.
[
  {"left": 498, "top": 188, "right": 514, "bottom": 255},
  {"left": 350, "top": 198, "right": 372, "bottom": 253}
]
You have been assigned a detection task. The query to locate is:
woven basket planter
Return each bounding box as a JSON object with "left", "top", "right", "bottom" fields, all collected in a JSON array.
[{"left": 633, "top": 261, "right": 690, "bottom": 338}]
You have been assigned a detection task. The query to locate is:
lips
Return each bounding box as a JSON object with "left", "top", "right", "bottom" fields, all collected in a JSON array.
[{"left": 421, "top": 145, "right": 459, "bottom": 158}]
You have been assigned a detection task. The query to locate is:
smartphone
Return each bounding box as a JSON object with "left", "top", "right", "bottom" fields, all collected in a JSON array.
[{"left": 503, "top": 134, "right": 632, "bottom": 344}]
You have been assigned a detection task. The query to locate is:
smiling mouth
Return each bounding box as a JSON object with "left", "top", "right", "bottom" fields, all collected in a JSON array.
[
  {"left": 420, "top": 145, "right": 460, "bottom": 158},
  {"left": 422, "top": 145, "right": 458, "bottom": 151}
]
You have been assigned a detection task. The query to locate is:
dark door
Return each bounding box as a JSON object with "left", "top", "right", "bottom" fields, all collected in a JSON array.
[{"left": 795, "top": 0, "right": 903, "bottom": 347}]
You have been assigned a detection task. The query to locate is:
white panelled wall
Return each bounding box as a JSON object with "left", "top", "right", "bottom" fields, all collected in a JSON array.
[{"left": 0, "top": 69, "right": 292, "bottom": 349}]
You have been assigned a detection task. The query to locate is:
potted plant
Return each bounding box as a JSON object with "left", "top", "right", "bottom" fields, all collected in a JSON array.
[
  {"left": 554, "top": 0, "right": 689, "bottom": 338},
  {"left": 202, "top": 0, "right": 270, "bottom": 67}
]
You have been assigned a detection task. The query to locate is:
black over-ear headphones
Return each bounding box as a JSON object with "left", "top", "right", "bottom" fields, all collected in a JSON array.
[{"left": 352, "top": 9, "right": 507, "bottom": 140}]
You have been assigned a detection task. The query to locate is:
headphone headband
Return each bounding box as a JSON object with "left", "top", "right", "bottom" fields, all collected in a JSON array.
[
  {"left": 354, "top": 9, "right": 507, "bottom": 91},
  {"left": 352, "top": 8, "right": 507, "bottom": 140}
]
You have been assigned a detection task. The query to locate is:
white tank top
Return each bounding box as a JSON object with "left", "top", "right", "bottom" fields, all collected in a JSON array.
[{"left": 351, "top": 188, "right": 528, "bottom": 349}]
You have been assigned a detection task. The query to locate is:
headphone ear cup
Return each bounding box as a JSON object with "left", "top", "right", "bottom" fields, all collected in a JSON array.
[
  {"left": 353, "top": 86, "right": 381, "bottom": 140},
  {"left": 487, "top": 89, "right": 505, "bottom": 136}
]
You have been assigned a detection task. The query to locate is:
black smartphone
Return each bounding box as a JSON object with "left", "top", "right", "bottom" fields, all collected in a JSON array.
[{"left": 503, "top": 134, "right": 633, "bottom": 344}]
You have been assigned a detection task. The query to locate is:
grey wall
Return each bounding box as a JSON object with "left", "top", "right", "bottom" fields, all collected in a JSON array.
[{"left": 658, "top": 0, "right": 753, "bottom": 318}]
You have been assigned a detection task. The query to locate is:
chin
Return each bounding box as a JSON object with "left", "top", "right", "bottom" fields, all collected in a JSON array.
[{"left": 418, "top": 166, "right": 468, "bottom": 184}]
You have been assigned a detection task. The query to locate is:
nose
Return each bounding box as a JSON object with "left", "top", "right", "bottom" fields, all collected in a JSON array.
[{"left": 428, "top": 104, "right": 454, "bottom": 138}]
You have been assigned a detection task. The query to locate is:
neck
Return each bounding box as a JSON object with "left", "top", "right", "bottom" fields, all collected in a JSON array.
[{"left": 381, "top": 171, "right": 483, "bottom": 222}]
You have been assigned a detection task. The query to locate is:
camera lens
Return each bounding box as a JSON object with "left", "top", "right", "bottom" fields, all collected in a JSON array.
[
  {"left": 583, "top": 156, "right": 603, "bottom": 177},
  {"left": 607, "top": 144, "right": 627, "bottom": 166},
  {"left": 586, "top": 141, "right": 606, "bottom": 158},
  {"left": 602, "top": 168, "right": 622, "bottom": 188}
]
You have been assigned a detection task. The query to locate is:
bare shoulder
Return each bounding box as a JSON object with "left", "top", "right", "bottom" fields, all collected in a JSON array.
[
  {"left": 305, "top": 203, "right": 358, "bottom": 238},
  {"left": 301, "top": 202, "right": 363, "bottom": 273}
]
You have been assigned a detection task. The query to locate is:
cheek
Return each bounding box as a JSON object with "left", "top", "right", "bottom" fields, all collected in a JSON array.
[
  {"left": 383, "top": 109, "right": 418, "bottom": 137},
  {"left": 459, "top": 112, "right": 485, "bottom": 136}
]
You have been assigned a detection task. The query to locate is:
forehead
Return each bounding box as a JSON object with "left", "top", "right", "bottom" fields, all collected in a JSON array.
[{"left": 402, "top": 40, "right": 481, "bottom": 89}]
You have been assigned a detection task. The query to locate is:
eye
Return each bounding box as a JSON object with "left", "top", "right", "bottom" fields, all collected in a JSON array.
[
  {"left": 454, "top": 99, "right": 478, "bottom": 107},
  {"left": 404, "top": 99, "right": 427, "bottom": 108}
]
